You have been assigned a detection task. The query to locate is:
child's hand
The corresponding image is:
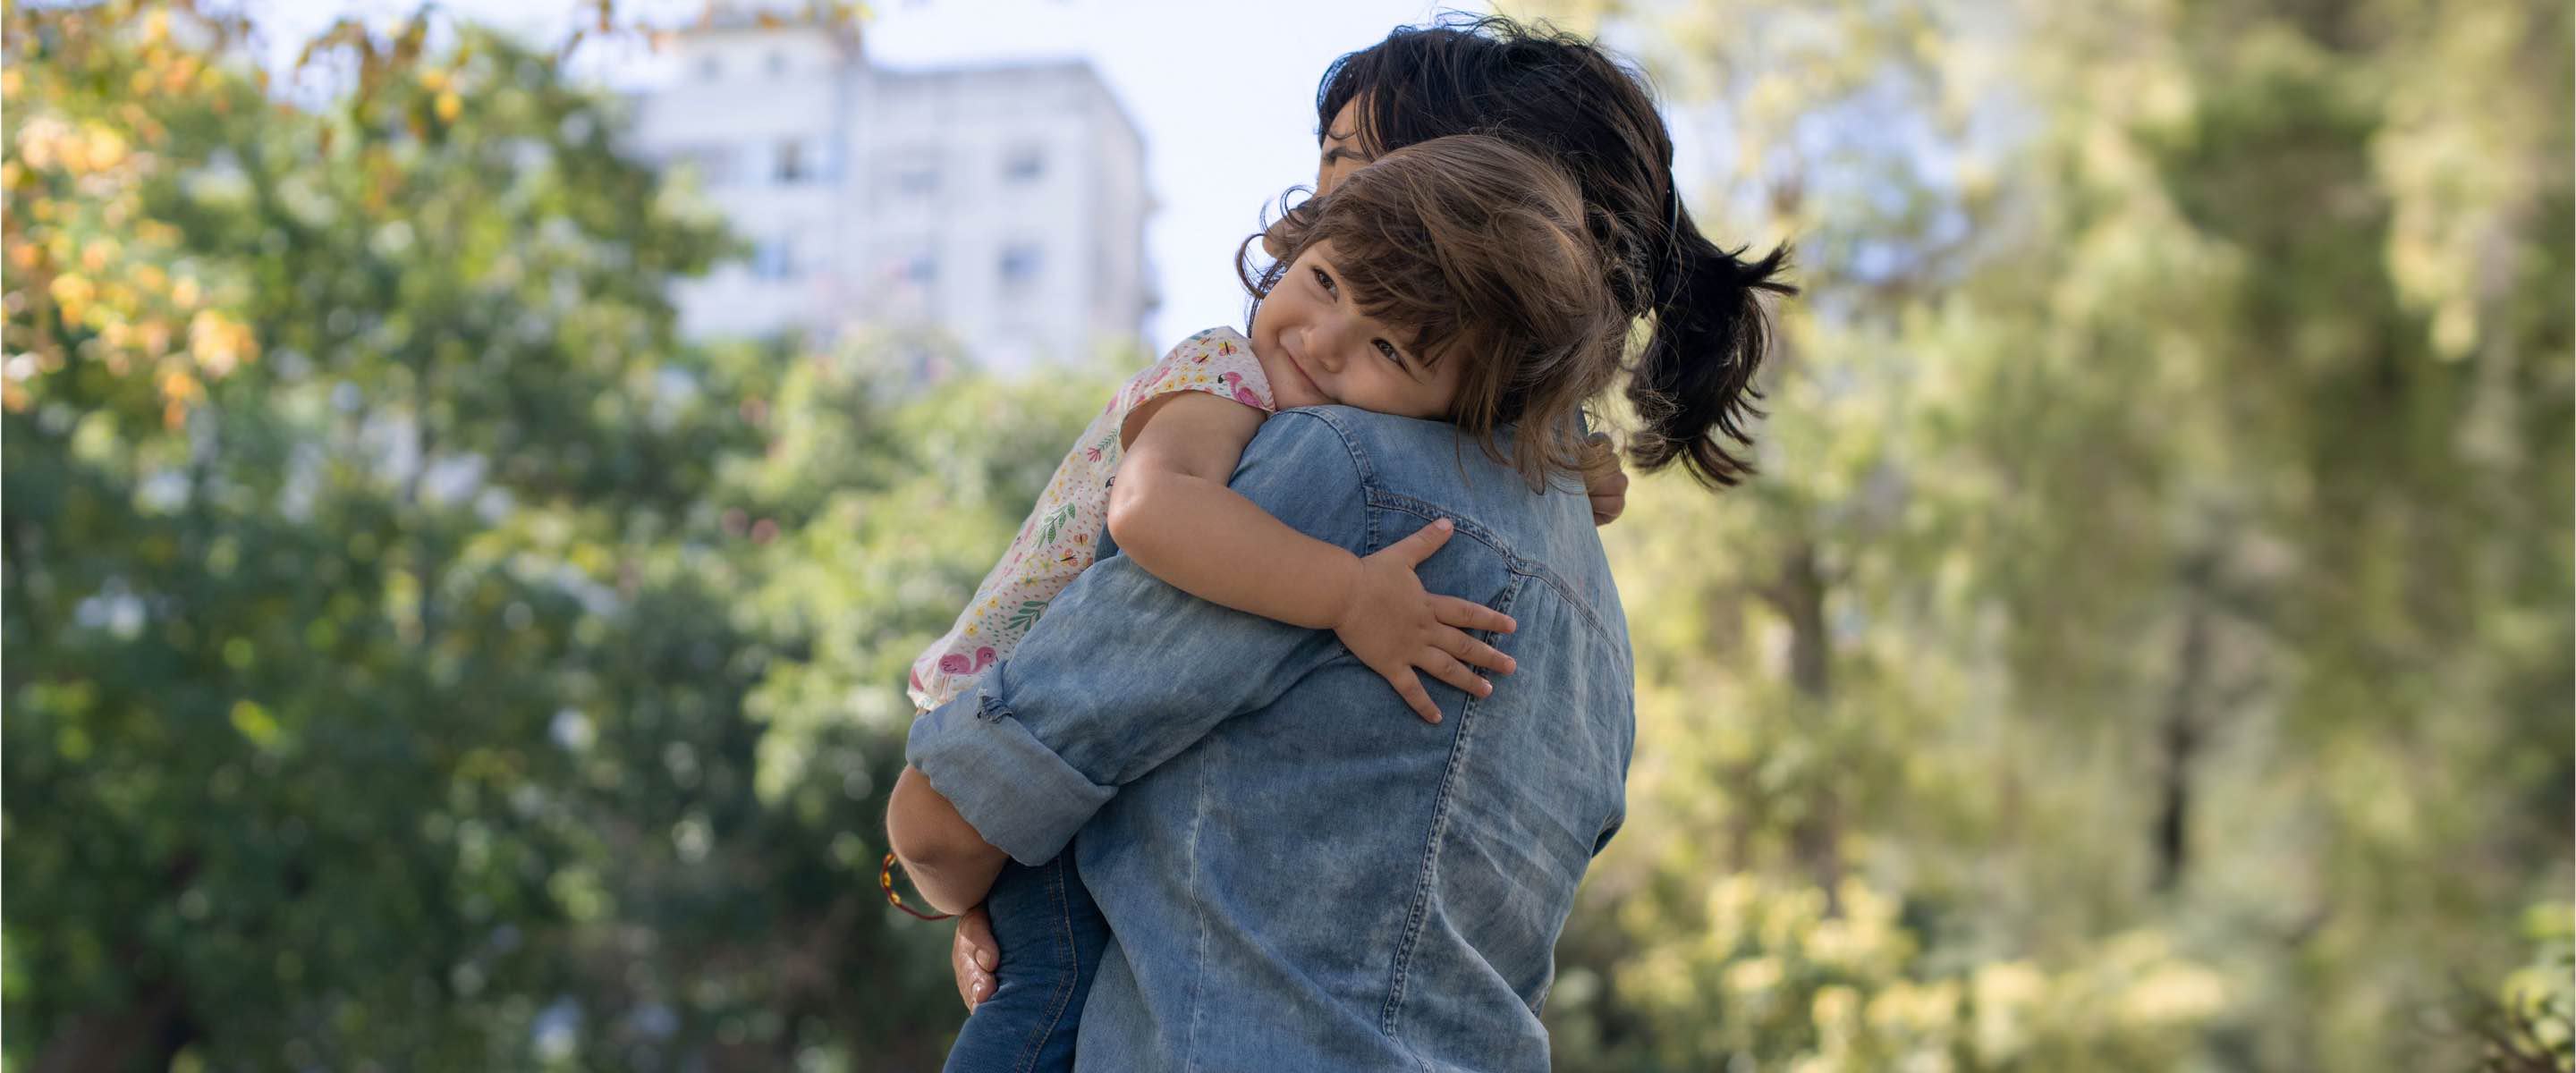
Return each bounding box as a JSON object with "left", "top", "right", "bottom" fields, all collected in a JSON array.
[
  {"left": 953, "top": 905, "right": 999, "bottom": 1011},
  {"left": 1581, "top": 433, "right": 1629, "bottom": 526},
  {"left": 1332, "top": 518, "right": 1519, "bottom": 724}
]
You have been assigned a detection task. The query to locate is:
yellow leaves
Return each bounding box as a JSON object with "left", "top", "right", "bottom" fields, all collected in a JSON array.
[
  {"left": 131, "top": 219, "right": 181, "bottom": 247},
  {"left": 13, "top": 115, "right": 66, "bottom": 171},
  {"left": 158, "top": 366, "right": 201, "bottom": 429},
  {"left": 1724, "top": 954, "right": 1785, "bottom": 994},
  {"left": 435, "top": 90, "right": 462, "bottom": 123},
  {"left": 13, "top": 209, "right": 252, "bottom": 423},
  {"left": 13, "top": 117, "right": 138, "bottom": 178},
  {"left": 185, "top": 308, "right": 252, "bottom": 376},
  {"left": 2114, "top": 959, "right": 2228, "bottom": 1025},
  {"left": 80, "top": 237, "right": 119, "bottom": 273},
  {"left": 49, "top": 272, "right": 96, "bottom": 324},
  {"left": 1969, "top": 959, "right": 2046, "bottom": 1061},
  {"left": 6, "top": 56, "right": 256, "bottom": 418},
  {"left": 1809, "top": 983, "right": 1861, "bottom": 1035},
  {"left": 1861, "top": 977, "right": 1958, "bottom": 1035}
]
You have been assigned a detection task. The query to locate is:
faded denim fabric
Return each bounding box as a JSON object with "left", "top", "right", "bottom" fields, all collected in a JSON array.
[
  {"left": 908, "top": 406, "right": 1635, "bottom": 1072},
  {"left": 939, "top": 853, "right": 1104, "bottom": 1073}
]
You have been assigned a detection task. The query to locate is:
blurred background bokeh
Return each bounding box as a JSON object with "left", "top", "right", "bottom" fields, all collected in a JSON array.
[{"left": 5, "top": 0, "right": 2570, "bottom": 1069}]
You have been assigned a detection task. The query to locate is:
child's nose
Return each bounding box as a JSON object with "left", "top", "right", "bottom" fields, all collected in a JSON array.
[{"left": 1307, "top": 322, "right": 1349, "bottom": 372}]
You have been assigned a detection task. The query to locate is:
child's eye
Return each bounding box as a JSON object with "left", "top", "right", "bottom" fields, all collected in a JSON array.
[
  {"left": 1373, "top": 340, "right": 1404, "bottom": 366},
  {"left": 1310, "top": 266, "right": 1337, "bottom": 298}
]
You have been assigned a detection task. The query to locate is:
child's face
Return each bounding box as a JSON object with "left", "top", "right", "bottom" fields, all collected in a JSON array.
[{"left": 1250, "top": 240, "right": 1462, "bottom": 419}]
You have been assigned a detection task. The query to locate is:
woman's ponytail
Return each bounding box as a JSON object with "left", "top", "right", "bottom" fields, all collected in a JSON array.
[
  {"left": 1310, "top": 14, "right": 1794, "bottom": 488},
  {"left": 1623, "top": 198, "right": 1795, "bottom": 488}
]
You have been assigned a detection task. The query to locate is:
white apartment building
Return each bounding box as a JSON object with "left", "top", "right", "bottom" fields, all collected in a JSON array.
[{"left": 624, "top": 20, "right": 1156, "bottom": 372}]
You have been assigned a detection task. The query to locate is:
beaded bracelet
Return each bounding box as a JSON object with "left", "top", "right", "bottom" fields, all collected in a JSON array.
[{"left": 880, "top": 852, "right": 956, "bottom": 921}]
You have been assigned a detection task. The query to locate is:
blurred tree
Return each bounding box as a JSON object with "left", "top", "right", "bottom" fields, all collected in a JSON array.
[
  {"left": 1513, "top": 0, "right": 2572, "bottom": 1069},
  {"left": 3, "top": 4, "right": 1098, "bottom": 1068}
]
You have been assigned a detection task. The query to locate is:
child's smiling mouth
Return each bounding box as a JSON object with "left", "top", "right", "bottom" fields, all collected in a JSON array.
[{"left": 1270, "top": 341, "right": 1329, "bottom": 406}]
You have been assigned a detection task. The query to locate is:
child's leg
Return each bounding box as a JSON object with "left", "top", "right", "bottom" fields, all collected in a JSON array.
[{"left": 940, "top": 849, "right": 1108, "bottom": 1073}]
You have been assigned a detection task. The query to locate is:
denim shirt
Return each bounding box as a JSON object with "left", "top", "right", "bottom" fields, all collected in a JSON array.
[{"left": 907, "top": 407, "right": 1635, "bottom": 1072}]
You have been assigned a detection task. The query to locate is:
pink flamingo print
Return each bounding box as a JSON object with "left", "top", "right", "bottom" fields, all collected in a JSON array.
[
  {"left": 1222, "top": 370, "right": 1261, "bottom": 408},
  {"left": 936, "top": 646, "right": 999, "bottom": 676}
]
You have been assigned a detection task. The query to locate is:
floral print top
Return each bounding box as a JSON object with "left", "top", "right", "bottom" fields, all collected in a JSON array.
[{"left": 909, "top": 326, "right": 1275, "bottom": 712}]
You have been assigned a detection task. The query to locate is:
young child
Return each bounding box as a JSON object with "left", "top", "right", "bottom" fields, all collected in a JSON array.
[{"left": 908, "top": 134, "right": 1639, "bottom": 1072}]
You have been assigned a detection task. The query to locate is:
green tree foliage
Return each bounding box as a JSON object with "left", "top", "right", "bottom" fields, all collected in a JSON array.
[
  {"left": 1513, "top": 0, "right": 2572, "bottom": 1069},
  {"left": 2, "top": 5, "right": 1106, "bottom": 1067}
]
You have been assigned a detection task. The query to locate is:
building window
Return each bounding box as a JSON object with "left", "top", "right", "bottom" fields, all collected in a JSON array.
[
  {"left": 894, "top": 165, "right": 940, "bottom": 198},
  {"left": 697, "top": 55, "right": 721, "bottom": 81},
  {"left": 1003, "top": 148, "right": 1044, "bottom": 184},
  {"left": 753, "top": 236, "right": 798, "bottom": 280},
  {"left": 999, "top": 244, "right": 1042, "bottom": 292},
  {"left": 775, "top": 139, "right": 807, "bottom": 184}
]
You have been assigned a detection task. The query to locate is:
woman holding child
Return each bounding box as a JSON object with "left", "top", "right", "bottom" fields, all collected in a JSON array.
[{"left": 886, "top": 15, "right": 1792, "bottom": 1071}]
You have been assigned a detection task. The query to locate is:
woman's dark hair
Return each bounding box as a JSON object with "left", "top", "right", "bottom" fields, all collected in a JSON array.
[
  {"left": 1237, "top": 136, "right": 1630, "bottom": 491},
  {"left": 1318, "top": 14, "right": 1796, "bottom": 487}
]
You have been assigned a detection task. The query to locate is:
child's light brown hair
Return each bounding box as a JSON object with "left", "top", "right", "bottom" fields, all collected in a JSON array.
[{"left": 1236, "top": 134, "right": 1634, "bottom": 492}]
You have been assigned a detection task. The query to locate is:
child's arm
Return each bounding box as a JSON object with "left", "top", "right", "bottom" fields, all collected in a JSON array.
[
  {"left": 886, "top": 766, "right": 1008, "bottom": 917},
  {"left": 1106, "top": 393, "right": 1518, "bottom": 723}
]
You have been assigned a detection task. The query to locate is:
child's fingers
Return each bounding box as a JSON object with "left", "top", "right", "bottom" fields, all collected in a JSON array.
[
  {"left": 1436, "top": 628, "right": 1516, "bottom": 675},
  {"left": 1429, "top": 596, "right": 1514, "bottom": 635},
  {"left": 1416, "top": 647, "right": 1494, "bottom": 701},
  {"left": 1381, "top": 517, "right": 1456, "bottom": 567},
  {"left": 1378, "top": 666, "right": 1444, "bottom": 723},
  {"left": 957, "top": 909, "right": 1000, "bottom": 973},
  {"left": 953, "top": 906, "right": 1000, "bottom": 1010}
]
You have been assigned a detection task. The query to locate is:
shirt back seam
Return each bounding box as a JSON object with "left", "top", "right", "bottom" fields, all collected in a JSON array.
[{"left": 1376, "top": 576, "right": 1526, "bottom": 1061}]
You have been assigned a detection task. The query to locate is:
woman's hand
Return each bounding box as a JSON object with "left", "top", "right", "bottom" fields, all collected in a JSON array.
[
  {"left": 953, "top": 905, "right": 1000, "bottom": 1011},
  {"left": 1331, "top": 518, "right": 1518, "bottom": 723}
]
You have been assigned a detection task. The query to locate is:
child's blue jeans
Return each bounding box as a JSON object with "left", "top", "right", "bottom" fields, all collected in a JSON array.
[{"left": 942, "top": 850, "right": 1107, "bottom": 1073}]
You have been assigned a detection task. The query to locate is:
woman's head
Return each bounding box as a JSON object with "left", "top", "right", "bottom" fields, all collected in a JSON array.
[
  {"left": 1314, "top": 15, "right": 1796, "bottom": 488},
  {"left": 1239, "top": 135, "right": 1628, "bottom": 488}
]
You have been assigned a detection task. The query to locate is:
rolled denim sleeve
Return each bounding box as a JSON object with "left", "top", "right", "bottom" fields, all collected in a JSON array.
[{"left": 905, "top": 410, "right": 1370, "bottom": 865}]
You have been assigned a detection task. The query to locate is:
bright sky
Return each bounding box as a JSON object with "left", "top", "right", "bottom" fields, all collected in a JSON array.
[{"left": 253, "top": 0, "right": 1498, "bottom": 349}]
